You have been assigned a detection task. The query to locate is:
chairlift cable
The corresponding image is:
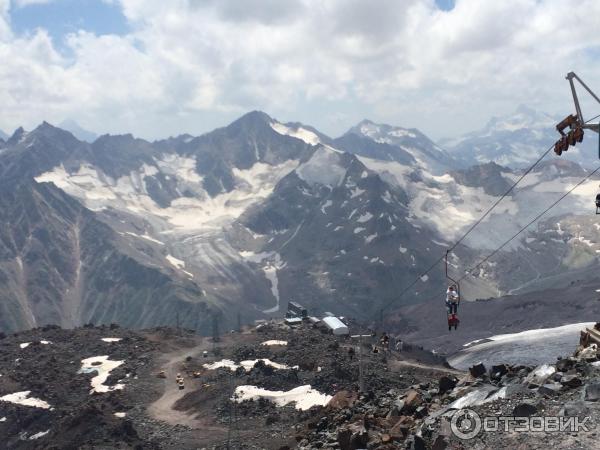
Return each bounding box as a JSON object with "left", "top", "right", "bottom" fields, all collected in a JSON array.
[
  {"left": 374, "top": 117, "right": 600, "bottom": 320},
  {"left": 458, "top": 165, "right": 600, "bottom": 282},
  {"left": 373, "top": 143, "right": 556, "bottom": 319}
]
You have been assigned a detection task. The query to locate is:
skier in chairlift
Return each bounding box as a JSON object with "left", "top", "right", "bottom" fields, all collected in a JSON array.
[{"left": 446, "top": 285, "right": 459, "bottom": 315}]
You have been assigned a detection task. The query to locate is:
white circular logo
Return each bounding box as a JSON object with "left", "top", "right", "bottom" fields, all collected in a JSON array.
[{"left": 451, "top": 409, "right": 482, "bottom": 440}]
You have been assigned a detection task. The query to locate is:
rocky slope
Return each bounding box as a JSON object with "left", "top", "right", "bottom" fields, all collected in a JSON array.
[
  {"left": 2, "top": 321, "right": 599, "bottom": 449},
  {"left": 0, "top": 180, "right": 215, "bottom": 333}
]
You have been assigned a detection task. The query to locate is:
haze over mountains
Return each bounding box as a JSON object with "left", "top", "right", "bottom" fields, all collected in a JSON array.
[
  {"left": 442, "top": 105, "right": 597, "bottom": 169},
  {"left": 1, "top": 106, "right": 600, "bottom": 342}
]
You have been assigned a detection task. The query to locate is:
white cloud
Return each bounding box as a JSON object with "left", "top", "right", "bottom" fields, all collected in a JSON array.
[{"left": 1, "top": 0, "right": 600, "bottom": 140}]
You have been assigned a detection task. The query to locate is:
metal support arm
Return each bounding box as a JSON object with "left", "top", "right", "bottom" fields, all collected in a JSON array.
[{"left": 566, "top": 72, "right": 600, "bottom": 132}]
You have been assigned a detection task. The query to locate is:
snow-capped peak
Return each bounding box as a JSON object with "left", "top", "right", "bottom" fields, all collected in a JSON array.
[
  {"left": 343, "top": 119, "right": 455, "bottom": 174},
  {"left": 483, "top": 105, "right": 557, "bottom": 134},
  {"left": 349, "top": 119, "right": 419, "bottom": 143},
  {"left": 270, "top": 120, "right": 322, "bottom": 146}
]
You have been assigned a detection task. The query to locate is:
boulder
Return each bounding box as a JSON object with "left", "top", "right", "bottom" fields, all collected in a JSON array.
[
  {"left": 513, "top": 402, "right": 537, "bottom": 417},
  {"left": 438, "top": 376, "right": 457, "bottom": 395},
  {"left": 401, "top": 390, "right": 422, "bottom": 414},
  {"left": 576, "top": 343, "right": 598, "bottom": 361},
  {"left": 414, "top": 406, "right": 428, "bottom": 419},
  {"left": 584, "top": 382, "right": 600, "bottom": 402},
  {"left": 556, "top": 358, "right": 575, "bottom": 372},
  {"left": 449, "top": 386, "right": 497, "bottom": 409},
  {"left": 469, "top": 363, "right": 486, "bottom": 378},
  {"left": 524, "top": 364, "right": 556, "bottom": 387},
  {"left": 560, "top": 374, "right": 583, "bottom": 388},
  {"left": 537, "top": 383, "right": 562, "bottom": 396},
  {"left": 490, "top": 364, "right": 509, "bottom": 379},
  {"left": 328, "top": 391, "right": 359, "bottom": 410}
]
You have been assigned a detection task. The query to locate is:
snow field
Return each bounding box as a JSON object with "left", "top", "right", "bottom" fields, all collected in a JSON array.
[
  {"left": 78, "top": 356, "right": 125, "bottom": 393},
  {"left": 233, "top": 385, "right": 332, "bottom": 411}
]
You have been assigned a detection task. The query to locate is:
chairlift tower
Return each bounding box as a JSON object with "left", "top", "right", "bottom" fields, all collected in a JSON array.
[
  {"left": 553, "top": 72, "right": 600, "bottom": 215},
  {"left": 554, "top": 72, "right": 600, "bottom": 156}
]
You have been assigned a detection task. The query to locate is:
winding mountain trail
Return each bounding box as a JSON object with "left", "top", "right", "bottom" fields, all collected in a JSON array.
[{"left": 147, "top": 337, "right": 226, "bottom": 432}]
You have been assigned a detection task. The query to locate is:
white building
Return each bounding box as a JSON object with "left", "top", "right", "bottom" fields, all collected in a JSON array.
[{"left": 322, "top": 316, "right": 349, "bottom": 335}]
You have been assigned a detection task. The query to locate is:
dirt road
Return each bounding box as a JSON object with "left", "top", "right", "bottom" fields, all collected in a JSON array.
[{"left": 147, "top": 338, "right": 215, "bottom": 428}]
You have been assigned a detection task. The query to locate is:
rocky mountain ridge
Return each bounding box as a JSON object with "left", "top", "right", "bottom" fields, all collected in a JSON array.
[{"left": 1, "top": 110, "right": 600, "bottom": 345}]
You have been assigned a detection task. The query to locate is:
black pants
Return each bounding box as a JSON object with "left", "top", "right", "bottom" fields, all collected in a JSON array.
[{"left": 446, "top": 302, "right": 458, "bottom": 315}]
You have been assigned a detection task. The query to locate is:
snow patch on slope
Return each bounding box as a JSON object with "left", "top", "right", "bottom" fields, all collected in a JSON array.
[
  {"left": 296, "top": 146, "right": 346, "bottom": 187},
  {"left": 35, "top": 158, "right": 297, "bottom": 231},
  {"left": 125, "top": 231, "right": 165, "bottom": 245},
  {"left": 0, "top": 391, "right": 51, "bottom": 409},
  {"left": 78, "top": 356, "right": 125, "bottom": 394},
  {"left": 166, "top": 254, "right": 194, "bottom": 278},
  {"left": 270, "top": 122, "right": 320, "bottom": 145},
  {"left": 233, "top": 385, "right": 332, "bottom": 410},
  {"left": 204, "top": 358, "right": 293, "bottom": 372}
]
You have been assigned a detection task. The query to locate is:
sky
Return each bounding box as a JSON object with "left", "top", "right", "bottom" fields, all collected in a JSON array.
[{"left": 1, "top": 0, "right": 600, "bottom": 141}]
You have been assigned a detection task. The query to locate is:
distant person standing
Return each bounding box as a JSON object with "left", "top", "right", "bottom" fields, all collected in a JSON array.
[{"left": 396, "top": 339, "right": 403, "bottom": 352}]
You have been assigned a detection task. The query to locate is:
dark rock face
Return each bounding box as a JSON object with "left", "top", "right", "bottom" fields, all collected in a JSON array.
[
  {"left": 167, "top": 111, "right": 313, "bottom": 197},
  {"left": 450, "top": 162, "right": 513, "bottom": 196},
  {"left": 0, "top": 180, "right": 212, "bottom": 333},
  {"left": 90, "top": 134, "right": 159, "bottom": 178},
  {"left": 238, "top": 148, "right": 445, "bottom": 319},
  {"left": 332, "top": 132, "right": 416, "bottom": 166},
  {"left": 0, "top": 123, "right": 92, "bottom": 187}
]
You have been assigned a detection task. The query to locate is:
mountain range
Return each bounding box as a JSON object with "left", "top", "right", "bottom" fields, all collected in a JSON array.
[
  {"left": 442, "top": 104, "right": 597, "bottom": 169},
  {"left": 1, "top": 108, "right": 600, "bottom": 343}
]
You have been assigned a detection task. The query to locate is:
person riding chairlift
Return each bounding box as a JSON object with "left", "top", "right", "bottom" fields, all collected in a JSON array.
[{"left": 446, "top": 285, "right": 459, "bottom": 315}]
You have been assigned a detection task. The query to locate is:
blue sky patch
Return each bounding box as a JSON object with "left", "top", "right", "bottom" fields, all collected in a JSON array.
[
  {"left": 10, "top": 0, "right": 129, "bottom": 48},
  {"left": 435, "top": 0, "right": 455, "bottom": 11}
]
